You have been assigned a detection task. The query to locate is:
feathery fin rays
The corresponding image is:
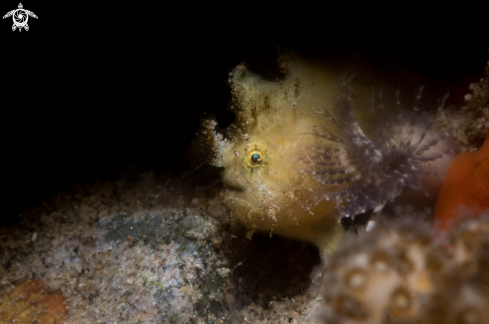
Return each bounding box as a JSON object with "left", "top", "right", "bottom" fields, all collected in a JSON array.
[{"left": 302, "top": 75, "right": 455, "bottom": 220}]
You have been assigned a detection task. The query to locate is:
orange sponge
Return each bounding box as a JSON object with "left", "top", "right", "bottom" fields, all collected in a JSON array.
[
  {"left": 0, "top": 280, "right": 68, "bottom": 323},
  {"left": 434, "top": 133, "right": 489, "bottom": 231}
]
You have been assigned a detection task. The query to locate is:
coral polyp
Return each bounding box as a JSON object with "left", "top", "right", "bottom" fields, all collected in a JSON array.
[{"left": 317, "top": 214, "right": 489, "bottom": 324}]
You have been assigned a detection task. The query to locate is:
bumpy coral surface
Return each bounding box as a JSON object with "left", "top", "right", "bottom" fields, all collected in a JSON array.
[
  {"left": 317, "top": 215, "right": 489, "bottom": 324},
  {"left": 452, "top": 59, "right": 489, "bottom": 151}
]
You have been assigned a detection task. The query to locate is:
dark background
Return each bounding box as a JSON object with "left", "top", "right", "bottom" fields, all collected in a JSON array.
[{"left": 0, "top": 3, "right": 487, "bottom": 226}]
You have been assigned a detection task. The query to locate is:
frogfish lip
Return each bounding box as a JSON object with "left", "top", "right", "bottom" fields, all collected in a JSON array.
[{"left": 222, "top": 177, "right": 246, "bottom": 191}]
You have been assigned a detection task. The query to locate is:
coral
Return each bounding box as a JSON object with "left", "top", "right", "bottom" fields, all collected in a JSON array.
[
  {"left": 423, "top": 215, "right": 489, "bottom": 324},
  {"left": 318, "top": 220, "right": 437, "bottom": 324},
  {"left": 434, "top": 132, "right": 489, "bottom": 231},
  {"left": 436, "top": 58, "right": 489, "bottom": 152},
  {"left": 455, "top": 59, "right": 489, "bottom": 151},
  {"left": 0, "top": 279, "right": 68, "bottom": 323},
  {"left": 317, "top": 215, "right": 489, "bottom": 324}
]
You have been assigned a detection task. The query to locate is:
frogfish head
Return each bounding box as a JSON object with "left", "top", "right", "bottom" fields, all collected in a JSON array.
[{"left": 204, "top": 55, "right": 349, "bottom": 252}]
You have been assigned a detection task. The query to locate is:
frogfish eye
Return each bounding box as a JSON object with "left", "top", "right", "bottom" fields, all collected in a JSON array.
[
  {"left": 251, "top": 153, "right": 261, "bottom": 163},
  {"left": 244, "top": 143, "right": 268, "bottom": 169}
]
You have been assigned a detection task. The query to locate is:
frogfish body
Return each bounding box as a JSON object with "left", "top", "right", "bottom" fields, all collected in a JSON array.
[{"left": 205, "top": 53, "right": 457, "bottom": 252}]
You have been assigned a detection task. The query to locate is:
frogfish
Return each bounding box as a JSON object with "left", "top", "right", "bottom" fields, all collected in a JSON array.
[{"left": 205, "top": 53, "right": 457, "bottom": 253}]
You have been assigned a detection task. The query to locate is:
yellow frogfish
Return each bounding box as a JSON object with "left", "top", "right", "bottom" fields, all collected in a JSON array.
[{"left": 205, "top": 53, "right": 457, "bottom": 252}]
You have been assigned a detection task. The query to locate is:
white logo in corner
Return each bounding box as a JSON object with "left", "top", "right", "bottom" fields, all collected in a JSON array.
[{"left": 3, "top": 3, "right": 38, "bottom": 32}]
